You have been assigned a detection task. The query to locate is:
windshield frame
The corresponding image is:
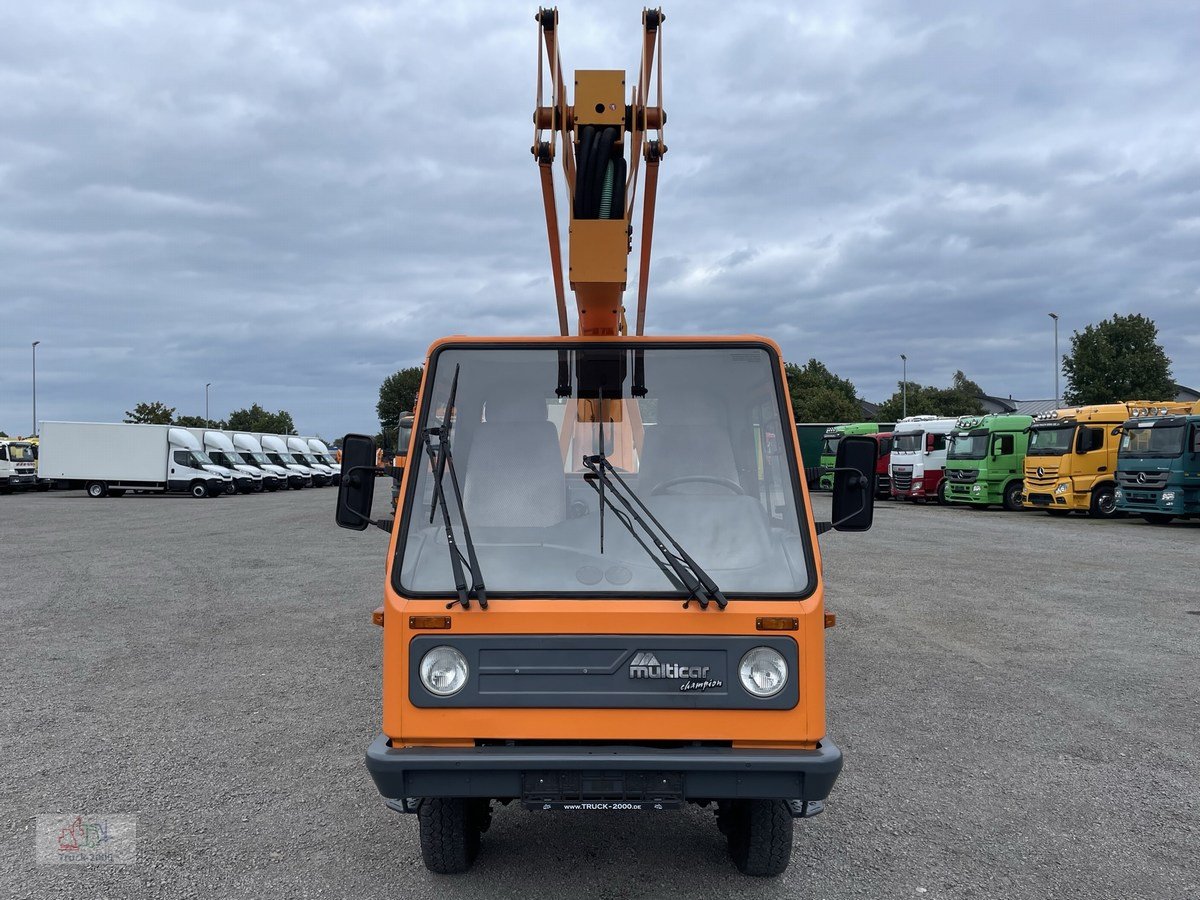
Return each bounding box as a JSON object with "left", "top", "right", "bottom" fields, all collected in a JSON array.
[
  {"left": 947, "top": 430, "right": 989, "bottom": 461},
  {"left": 1027, "top": 423, "right": 1076, "bottom": 456},
  {"left": 390, "top": 338, "right": 817, "bottom": 602},
  {"left": 892, "top": 432, "right": 923, "bottom": 453},
  {"left": 1119, "top": 423, "right": 1187, "bottom": 459}
]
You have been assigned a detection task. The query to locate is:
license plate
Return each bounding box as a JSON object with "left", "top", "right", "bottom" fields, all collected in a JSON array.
[{"left": 524, "top": 800, "right": 679, "bottom": 811}]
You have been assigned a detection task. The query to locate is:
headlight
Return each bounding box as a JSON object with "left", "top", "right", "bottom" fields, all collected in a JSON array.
[
  {"left": 738, "top": 647, "right": 788, "bottom": 698},
  {"left": 419, "top": 646, "right": 469, "bottom": 696},
  {"left": 971, "top": 484, "right": 982, "bottom": 493},
  {"left": 1054, "top": 483, "right": 1069, "bottom": 495},
  {"left": 1161, "top": 491, "right": 1176, "bottom": 503},
  {"left": 1114, "top": 488, "right": 1123, "bottom": 501}
]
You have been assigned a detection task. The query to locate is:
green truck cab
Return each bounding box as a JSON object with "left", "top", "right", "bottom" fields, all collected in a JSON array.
[
  {"left": 1114, "top": 404, "right": 1200, "bottom": 523},
  {"left": 818, "top": 422, "right": 880, "bottom": 491},
  {"left": 943, "top": 414, "right": 1032, "bottom": 510}
]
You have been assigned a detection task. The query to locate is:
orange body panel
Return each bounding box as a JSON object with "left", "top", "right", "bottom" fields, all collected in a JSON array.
[{"left": 378, "top": 335, "right": 828, "bottom": 751}]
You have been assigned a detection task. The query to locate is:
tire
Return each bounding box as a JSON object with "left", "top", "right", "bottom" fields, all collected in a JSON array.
[
  {"left": 1002, "top": 480, "right": 1023, "bottom": 512},
  {"left": 1142, "top": 513, "right": 1174, "bottom": 525},
  {"left": 108, "top": 489, "right": 127, "bottom": 498},
  {"left": 936, "top": 480, "right": 949, "bottom": 505},
  {"left": 721, "top": 799, "right": 793, "bottom": 877},
  {"left": 190, "top": 481, "right": 210, "bottom": 499},
  {"left": 253, "top": 481, "right": 265, "bottom": 493},
  {"left": 86, "top": 481, "right": 108, "bottom": 498},
  {"left": 417, "top": 798, "right": 486, "bottom": 874},
  {"left": 1089, "top": 484, "right": 1118, "bottom": 519}
]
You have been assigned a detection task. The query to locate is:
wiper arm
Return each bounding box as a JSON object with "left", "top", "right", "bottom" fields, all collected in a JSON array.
[
  {"left": 582, "top": 455, "right": 728, "bottom": 610},
  {"left": 423, "top": 364, "right": 487, "bottom": 610},
  {"left": 582, "top": 474, "right": 690, "bottom": 596}
]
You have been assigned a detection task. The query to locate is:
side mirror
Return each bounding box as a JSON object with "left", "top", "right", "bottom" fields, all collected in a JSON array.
[
  {"left": 832, "top": 435, "right": 875, "bottom": 532},
  {"left": 335, "top": 433, "right": 378, "bottom": 531},
  {"left": 924, "top": 433, "right": 935, "bottom": 453}
]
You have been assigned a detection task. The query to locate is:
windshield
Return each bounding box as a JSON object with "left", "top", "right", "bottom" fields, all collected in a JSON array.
[
  {"left": 820, "top": 436, "right": 839, "bottom": 456},
  {"left": 271, "top": 452, "right": 298, "bottom": 465},
  {"left": 1120, "top": 424, "right": 1185, "bottom": 458},
  {"left": 247, "top": 452, "right": 270, "bottom": 465},
  {"left": 396, "top": 344, "right": 812, "bottom": 598},
  {"left": 1028, "top": 424, "right": 1075, "bottom": 455},
  {"left": 301, "top": 454, "right": 324, "bottom": 467},
  {"left": 194, "top": 450, "right": 215, "bottom": 466},
  {"left": 7, "top": 444, "right": 35, "bottom": 461},
  {"left": 947, "top": 432, "right": 988, "bottom": 460},
  {"left": 893, "top": 433, "right": 922, "bottom": 452}
]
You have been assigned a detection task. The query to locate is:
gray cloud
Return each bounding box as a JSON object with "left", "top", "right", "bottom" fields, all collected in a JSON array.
[{"left": 2, "top": 0, "right": 1197, "bottom": 437}]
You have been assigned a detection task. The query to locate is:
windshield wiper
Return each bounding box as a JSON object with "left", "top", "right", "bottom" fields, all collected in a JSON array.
[
  {"left": 582, "top": 442, "right": 728, "bottom": 611},
  {"left": 423, "top": 364, "right": 487, "bottom": 610}
]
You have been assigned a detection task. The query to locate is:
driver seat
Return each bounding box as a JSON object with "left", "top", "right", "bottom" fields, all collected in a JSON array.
[{"left": 637, "top": 396, "right": 741, "bottom": 495}]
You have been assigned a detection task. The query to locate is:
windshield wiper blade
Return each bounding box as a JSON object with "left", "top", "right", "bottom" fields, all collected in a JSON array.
[
  {"left": 423, "top": 365, "right": 487, "bottom": 610},
  {"left": 582, "top": 454, "right": 728, "bottom": 610}
]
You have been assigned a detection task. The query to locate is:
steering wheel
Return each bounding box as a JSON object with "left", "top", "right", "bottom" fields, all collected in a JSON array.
[{"left": 649, "top": 475, "right": 745, "bottom": 496}]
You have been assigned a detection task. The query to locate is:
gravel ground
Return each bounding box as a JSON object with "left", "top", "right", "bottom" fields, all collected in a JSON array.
[{"left": 1, "top": 486, "right": 1197, "bottom": 899}]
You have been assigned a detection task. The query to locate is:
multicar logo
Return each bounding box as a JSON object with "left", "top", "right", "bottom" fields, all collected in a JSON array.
[{"left": 628, "top": 652, "right": 710, "bottom": 680}]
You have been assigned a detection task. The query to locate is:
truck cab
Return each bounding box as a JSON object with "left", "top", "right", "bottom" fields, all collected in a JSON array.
[
  {"left": 197, "top": 430, "right": 271, "bottom": 492},
  {"left": 1023, "top": 402, "right": 1190, "bottom": 517},
  {"left": 287, "top": 436, "right": 334, "bottom": 486},
  {"left": 260, "top": 434, "right": 316, "bottom": 487},
  {"left": 817, "top": 422, "right": 879, "bottom": 491},
  {"left": 305, "top": 438, "right": 342, "bottom": 485},
  {"left": 168, "top": 429, "right": 235, "bottom": 495},
  {"left": 944, "top": 414, "right": 1032, "bottom": 510},
  {"left": 1114, "top": 403, "right": 1200, "bottom": 524},
  {"left": 0, "top": 439, "right": 38, "bottom": 493},
  {"left": 231, "top": 433, "right": 303, "bottom": 489},
  {"left": 889, "top": 415, "right": 956, "bottom": 503},
  {"left": 337, "top": 337, "right": 878, "bottom": 876}
]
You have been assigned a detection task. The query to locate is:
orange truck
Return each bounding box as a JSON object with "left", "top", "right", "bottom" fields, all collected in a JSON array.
[{"left": 335, "top": 9, "right": 877, "bottom": 876}]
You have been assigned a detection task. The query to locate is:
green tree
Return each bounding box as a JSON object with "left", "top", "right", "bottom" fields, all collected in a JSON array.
[
  {"left": 876, "top": 371, "right": 986, "bottom": 421},
  {"left": 784, "top": 359, "right": 862, "bottom": 422},
  {"left": 173, "top": 415, "right": 228, "bottom": 429},
  {"left": 226, "top": 404, "right": 296, "bottom": 434},
  {"left": 378, "top": 366, "right": 424, "bottom": 438},
  {"left": 124, "top": 401, "right": 176, "bottom": 424},
  {"left": 1062, "top": 313, "right": 1174, "bottom": 405}
]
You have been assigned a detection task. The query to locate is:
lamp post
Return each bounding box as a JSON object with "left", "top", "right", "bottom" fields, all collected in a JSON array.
[
  {"left": 900, "top": 354, "right": 907, "bottom": 418},
  {"left": 205, "top": 383, "right": 212, "bottom": 424},
  {"left": 32, "top": 341, "right": 41, "bottom": 436},
  {"left": 1048, "top": 313, "right": 1059, "bottom": 407}
]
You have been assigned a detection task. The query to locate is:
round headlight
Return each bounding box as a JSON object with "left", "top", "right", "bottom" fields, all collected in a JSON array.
[
  {"left": 738, "top": 647, "right": 788, "bottom": 698},
  {"left": 419, "top": 646, "right": 469, "bottom": 696}
]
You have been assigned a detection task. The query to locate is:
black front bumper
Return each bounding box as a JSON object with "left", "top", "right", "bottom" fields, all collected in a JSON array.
[{"left": 365, "top": 735, "right": 842, "bottom": 803}]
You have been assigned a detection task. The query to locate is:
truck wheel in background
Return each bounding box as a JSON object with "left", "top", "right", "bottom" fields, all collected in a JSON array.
[
  {"left": 253, "top": 481, "right": 265, "bottom": 493},
  {"left": 1141, "top": 513, "right": 1174, "bottom": 525},
  {"left": 936, "top": 481, "right": 949, "bottom": 505},
  {"left": 417, "top": 798, "right": 487, "bottom": 874},
  {"left": 1088, "top": 484, "right": 1118, "bottom": 518},
  {"left": 86, "top": 481, "right": 109, "bottom": 498},
  {"left": 720, "top": 799, "right": 793, "bottom": 877},
  {"left": 108, "top": 489, "right": 126, "bottom": 497},
  {"left": 190, "top": 481, "right": 210, "bottom": 499},
  {"left": 1003, "top": 481, "right": 1024, "bottom": 511}
]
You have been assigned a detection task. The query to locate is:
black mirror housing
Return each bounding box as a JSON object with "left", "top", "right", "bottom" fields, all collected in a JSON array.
[
  {"left": 832, "top": 435, "right": 876, "bottom": 532},
  {"left": 335, "top": 433, "right": 378, "bottom": 531}
]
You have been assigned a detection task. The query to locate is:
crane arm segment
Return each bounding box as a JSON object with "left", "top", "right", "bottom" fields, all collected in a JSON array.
[{"left": 533, "top": 7, "right": 667, "bottom": 337}]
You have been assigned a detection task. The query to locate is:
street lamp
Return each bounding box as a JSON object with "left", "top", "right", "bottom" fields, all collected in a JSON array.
[
  {"left": 900, "top": 354, "right": 907, "bottom": 418},
  {"left": 205, "top": 383, "right": 212, "bottom": 424},
  {"left": 1048, "top": 313, "right": 1059, "bottom": 407},
  {"left": 32, "top": 341, "right": 41, "bottom": 436}
]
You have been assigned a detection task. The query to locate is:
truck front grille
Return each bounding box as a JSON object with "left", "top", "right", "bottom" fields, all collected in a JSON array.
[
  {"left": 946, "top": 469, "right": 978, "bottom": 484},
  {"left": 1116, "top": 471, "right": 1169, "bottom": 490}
]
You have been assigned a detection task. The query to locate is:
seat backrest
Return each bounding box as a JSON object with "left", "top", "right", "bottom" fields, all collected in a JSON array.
[
  {"left": 638, "top": 396, "right": 740, "bottom": 495},
  {"left": 462, "top": 394, "right": 567, "bottom": 527}
]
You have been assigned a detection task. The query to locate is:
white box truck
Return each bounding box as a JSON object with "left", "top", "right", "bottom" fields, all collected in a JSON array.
[
  {"left": 304, "top": 437, "right": 341, "bottom": 485},
  {"left": 232, "top": 432, "right": 306, "bottom": 489},
  {"left": 189, "top": 429, "right": 270, "bottom": 493},
  {"left": 286, "top": 436, "right": 334, "bottom": 486},
  {"left": 38, "top": 422, "right": 233, "bottom": 498},
  {"left": 258, "top": 434, "right": 317, "bottom": 487}
]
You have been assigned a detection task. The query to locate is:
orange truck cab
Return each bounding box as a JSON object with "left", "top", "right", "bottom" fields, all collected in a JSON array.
[{"left": 336, "top": 336, "right": 876, "bottom": 876}]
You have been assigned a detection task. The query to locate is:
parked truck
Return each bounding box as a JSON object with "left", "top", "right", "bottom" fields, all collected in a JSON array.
[
  {"left": 233, "top": 433, "right": 306, "bottom": 489},
  {"left": 0, "top": 439, "right": 39, "bottom": 493},
  {"left": 1022, "top": 401, "right": 1191, "bottom": 517},
  {"left": 260, "top": 434, "right": 320, "bottom": 486},
  {"left": 287, "top": 436, "right": 336, "bottom": 485},
  {"left": 944, "top": 414, "right": 1032, "bottom": 510},
  {"left": 817, "top": 423, "right": 879, "bottom": 491},
  {"left": 37, "top": 422, "right": 232, "bottom": 497},
  {"left": 192, "top": 429, "right": 276, "bottom": 492},
  {"left": 305, "top": 438, "right": 342, "bottom": 485},
  {"left": 1114, "top": 402, "right": 1200, "bottom": 523},
  {"left": 889, "top": 415, "right": 957, "bottom": 503}
]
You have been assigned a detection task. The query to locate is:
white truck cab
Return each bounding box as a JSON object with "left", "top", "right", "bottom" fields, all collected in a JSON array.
[
  {"left": 232, "top": 432, "right": 305, "bottom": 489},
  {"left": 170, "top": 429, "right": 236, "bottom": 495},
  {"left": 305, "top": 437, "right": 341, "bottom": 485},
  {"left": 889, "top": 415, "right": 958, "bottom": 504},
  {"left": 259, "top": 434, "right": 316, "bottom": 487},
  {"left": 0, "top": 439, "right": 39, "bottom": 493},
  {"left": 195, "top": 429, "right": 269, "bottom": 493},
  {"left": 286, "top": 436, "right": 333, "bottom": 486}
]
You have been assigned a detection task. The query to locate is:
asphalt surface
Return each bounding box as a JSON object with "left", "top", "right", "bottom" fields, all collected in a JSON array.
[{"left": 2, "top": 486, "right": 1197, "bottom": 899}]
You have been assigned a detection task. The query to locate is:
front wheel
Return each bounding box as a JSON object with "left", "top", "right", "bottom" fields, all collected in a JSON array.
[
  {"left": 1089, "top": 484, "right": 1118, "bottom": 519},
  {"left": 936, "top": 480, "right": 949, "bottom": 505},
  {"left": 417, "top": 798, "right": 489, "bottom": 874},
  {"left": 719, "top": 799, "right": 793, "bottom": 877},
  {"left": 1142, "top": 513, "right": 1174, "bottom": 525},
  {"left": 190, "top": 481, "right": 210, "bottom": 499},
  {"left": 1002, "top": 480, "right": 1024, "bottom": 512}
]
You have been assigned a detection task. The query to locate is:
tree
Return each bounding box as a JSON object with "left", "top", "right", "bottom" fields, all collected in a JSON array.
[
  {"left": 378, "top": 366, "right": 423, "bottom": 438},
  {"left": 876, "top": 371, "right": 987, "bottom": 421},
  {"left": 1062, "top": 313, "right": 1174, "bottom": 405},
  {"left": 784, "top": 359, "right": 862, "bottom": 422},
  {"left": 173, "top": 415, "right": 228, "bottom": 429},
  {"left": 124, "top": 401, "right": 176, "bottom": 424},
  {"left": 226, "top": 404, "right": 296, "bottom": 434}
]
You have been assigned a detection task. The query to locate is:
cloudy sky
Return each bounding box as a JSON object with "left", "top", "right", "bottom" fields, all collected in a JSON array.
[{"left": 2, "top": 0, "right": 1197, "bottom": 438}]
